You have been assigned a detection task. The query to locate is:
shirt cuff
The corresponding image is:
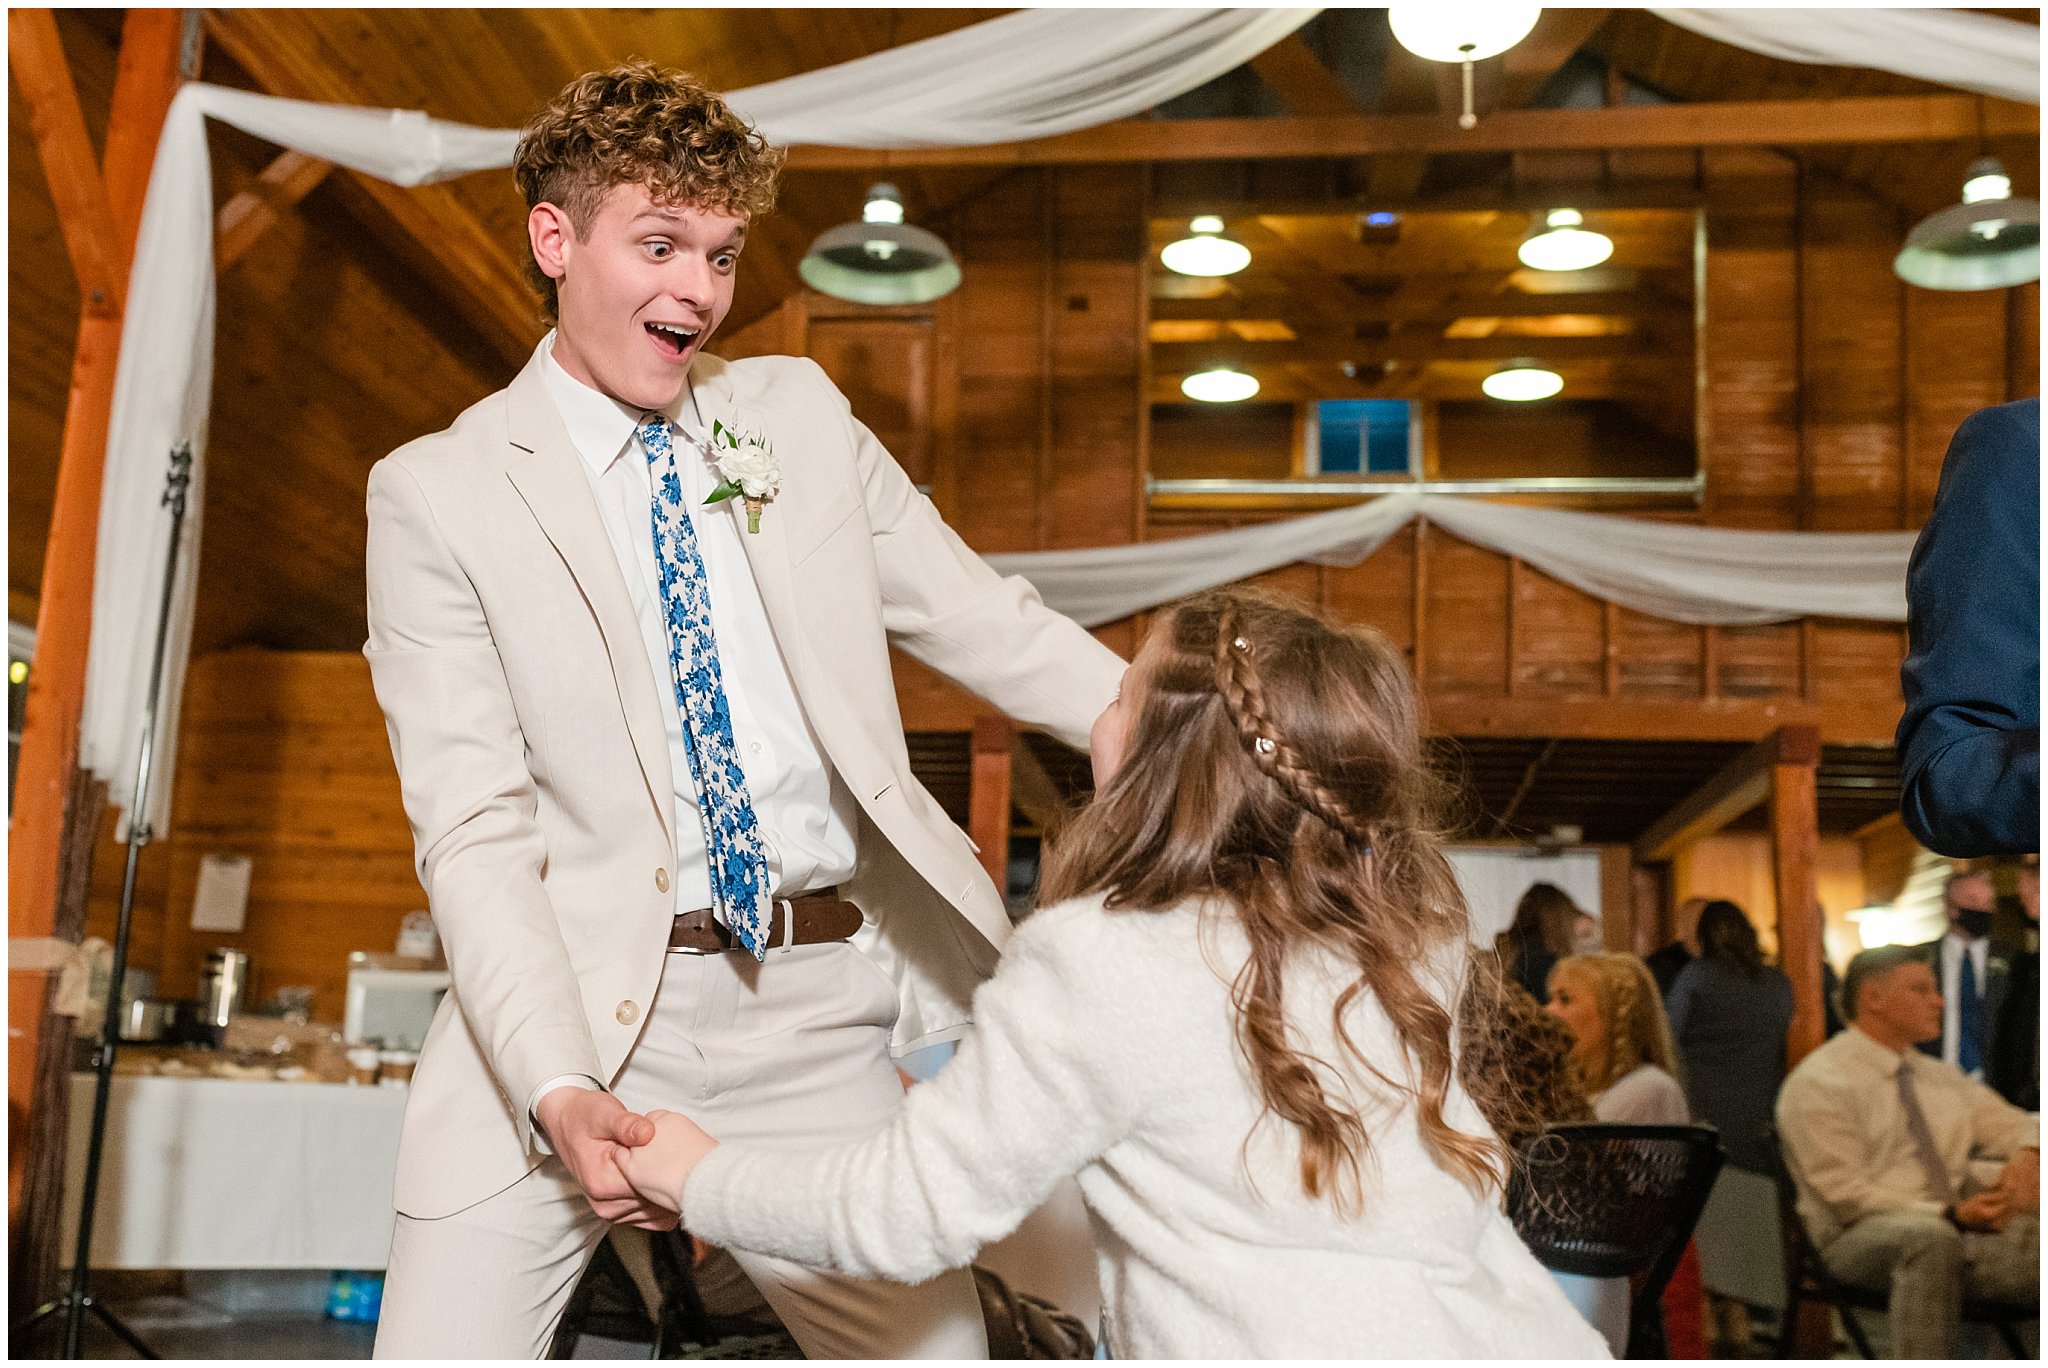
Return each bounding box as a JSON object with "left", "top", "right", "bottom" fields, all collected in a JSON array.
[{"left": 529, "top": 1073, "right": 605, "bottom": 1155}]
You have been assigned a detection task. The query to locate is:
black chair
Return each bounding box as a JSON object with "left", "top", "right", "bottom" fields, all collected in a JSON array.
[
  {"left": 549, "top": 1229, "right": 798, "bottom": 1359},
  {"left": 1507, "top": 1122, "right": 1725, "bottom": 1358},
  {"left": 1767, "top": 1131, "right": 2032, "bottom": 1358}
]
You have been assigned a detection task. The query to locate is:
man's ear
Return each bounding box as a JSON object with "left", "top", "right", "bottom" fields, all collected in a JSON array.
[{"left": 529, "top": 202, "right": 574, "bottom": 282}]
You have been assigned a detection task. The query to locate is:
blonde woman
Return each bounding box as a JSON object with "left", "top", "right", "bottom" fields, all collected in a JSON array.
[{"left": 1545, "top": 953, "right": 1689, "bottom": 1125}]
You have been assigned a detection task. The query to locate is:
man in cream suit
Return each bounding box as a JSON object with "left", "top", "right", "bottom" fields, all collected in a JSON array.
[{"left": 364, "top": 64, "right": 1122, "bottom": 1357}]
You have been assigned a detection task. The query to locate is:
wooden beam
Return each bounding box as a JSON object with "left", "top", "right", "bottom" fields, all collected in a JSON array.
[
  {"left": 1154, "top": 184, "right": 1707, "bottom": 219},
  {"left": 1771, "top": 753, "right": 1825, "bottom": 1065},
  {"left": 216, "top": 149, "right": 335, "bottom": 271},
  {"left": 1151, "top": 289, "right": 1686, "bottom": 326},
  {"left": 1008, "top": 736, "right": 1068, "bottom": 834},
  {"left": 1633, "top": 725, "right": 1821, "bottom": 863},
  {"left": 1248, "top": 34, "right": 1359, "bottom": 117},
  {"left": 100, "top": 8, "right": 189, "bottom": 266},
  {"left": 1155, "top": 331, "right": 1637, "bottom": 371},
  {"left": 968, "top": 716, "right": 1014, "bottom": 890},
  {"left": 787, "top": 95, "right": 2039, "bottom": 170},
  {"left": 9, "top": 9, "right": 124, "bottom": 315},
  {"left": 1499, "top": 9, "right": 1613, "bottom": 110},
  {"left": 200, "top": 12, "right": 539, "bottom": 370}
]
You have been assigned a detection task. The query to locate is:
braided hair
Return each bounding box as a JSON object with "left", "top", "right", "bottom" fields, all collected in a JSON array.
[{"left": 1042, "top": 589, "right": 1505, "bottom": 1209}]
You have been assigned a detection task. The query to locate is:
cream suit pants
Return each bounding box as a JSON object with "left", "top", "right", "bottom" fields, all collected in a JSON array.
[{"left": 373, "top": 940, "right": 988, "bottom": 1359}]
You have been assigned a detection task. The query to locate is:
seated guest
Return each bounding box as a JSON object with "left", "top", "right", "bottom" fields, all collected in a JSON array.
[
  {"left": 613, "top": 591, "right": 1611, "bottom": 1359},
  {"left": 1988, "top": 862, "right": 2038, "bottom": 1111},
  {"left": 1897, "top": 396, "right": 2039, "bottom": 860},
  {"left": 1911, "top": 870, "right": 2010, "bottom": 1082},
  {"left": 1666, "top": 900, "right": 1794, "bottom": 1174},
  {"left": 1646, "top": 895, "right": 1708, "bottom": 996},
  {"left": 1777, "top": 946, "right": 2039, "bottom": 1360},
  {"left": 1547, "top": 953, "right": 1690, "bottom": 1124},
  {"left": 1499, "top": 882, "right": 1589, "bottom": 1001}
]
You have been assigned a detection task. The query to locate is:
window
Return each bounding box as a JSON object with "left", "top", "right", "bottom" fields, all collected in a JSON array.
[
  {"left": 9, "top": 621, "right": 32, "bottom": 813},
  {"left": 1306, "top": 399, "right": 1416, "bottom": 477}
]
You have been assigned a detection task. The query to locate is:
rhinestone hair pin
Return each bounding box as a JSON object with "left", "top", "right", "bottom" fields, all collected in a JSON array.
[
  {"left": 1254, "top": 736, "right": 1276, "bottom": 754},
  {"left": 1232, "top": 637, "right": 1250, "bottom": 651}
]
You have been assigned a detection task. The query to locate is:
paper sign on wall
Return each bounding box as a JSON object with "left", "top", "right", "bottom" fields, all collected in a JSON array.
[{"left": 190, "top": 854, "right": 253, "bottom": 933}]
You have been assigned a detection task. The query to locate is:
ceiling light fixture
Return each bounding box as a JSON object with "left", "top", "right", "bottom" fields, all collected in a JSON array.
[
  {"left": 1481, "top": 360, "right": 1563, "bottom": 402},
  {"left": 1388, "top": 3, "right": 1543, "bottom": 129},
  {"left": 1517, "top": 208, "right": 1614, "bottom": 272},
  {"left": 1161, "top": 216, "right": 1252, "bottom": 277},
  {"left": 1181, "top": 367, "right": 1260, "bottom": 403},
  {"left": 1893, "top": 156, "right": 2041, "bottom": 291},
  {"left": 800, "top": 183, "right": 962, "bottom": 305}
]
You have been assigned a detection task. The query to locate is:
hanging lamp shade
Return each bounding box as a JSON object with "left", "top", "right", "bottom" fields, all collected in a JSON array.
[
  {"left": 1481, "top": 360, "right": 1562, "bottom": 402},
  {"left": 1387, "top": 3, "right": 1542, "bottom": 63},
  {"left": 1181, "top": 368, "right": 1260, "bottom": 403},
  {"left": 1893, "top": 157, "right": 2041, "bottom": 291},
  {"left": 1517, "top": 208, "right": 1614, "bottom": 272},
  {"left": 1161, "top": 216, "right": 1252, "bottom": 277},
  {"left": 801, "top": 183, "right": 962, "bottom": 305}
]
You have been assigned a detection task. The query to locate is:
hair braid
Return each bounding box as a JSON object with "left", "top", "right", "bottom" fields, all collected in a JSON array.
[{"left": 1213, "top": 604, "right": 1369, "bottom": 847}]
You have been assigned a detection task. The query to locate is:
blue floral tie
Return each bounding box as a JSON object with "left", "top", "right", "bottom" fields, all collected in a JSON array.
[{"left": 641, "top": 414, "right": 772, "bottom": 959}]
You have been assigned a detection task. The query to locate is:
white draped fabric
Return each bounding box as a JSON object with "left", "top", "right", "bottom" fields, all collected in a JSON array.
[
  {"left": 1652, "top": 8, "right": 2041, "bottom": 104},
  {"left": 79, "top": 9, "right": 1316, "bottom": 832},
  {"left": 985, "top": 493, "right": 1914, "bottom": 630}
]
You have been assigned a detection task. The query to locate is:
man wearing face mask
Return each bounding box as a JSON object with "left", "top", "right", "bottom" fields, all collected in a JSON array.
[{"left": 1910, "top": 871, "right": 2010, "bottom": 1083}]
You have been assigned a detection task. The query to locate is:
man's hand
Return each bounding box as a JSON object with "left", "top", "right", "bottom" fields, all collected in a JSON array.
[
  {"left": 617, "top": 1109, "right": 722, "bottom": 1215},
  {"left": 535, "top": 1087, "right": 676, "bottom": 1230},
  {"left": 1951, "top": 1189, "right": 2012, "bottom": 1232},
  {"left": 1996, "top": 1147, "right": 2040, "bottom": 1215}
]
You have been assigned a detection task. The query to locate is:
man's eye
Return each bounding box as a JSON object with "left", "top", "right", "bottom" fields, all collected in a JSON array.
[{"left": 648, "top": 242, "right": 672, "bottom": 259}]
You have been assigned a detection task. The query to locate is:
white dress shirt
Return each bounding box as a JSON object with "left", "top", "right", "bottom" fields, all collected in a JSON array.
[
  {"left": 1936, "top": 930, "right": 1990, "bottom": 1075},
  {"left": 531, "top": 336, "right": 860, "bottom": 1128}
]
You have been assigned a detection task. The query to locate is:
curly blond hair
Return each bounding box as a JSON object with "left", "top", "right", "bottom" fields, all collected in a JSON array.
[
  {"left": 1549, "top": 953, "right": 1681, "bottom": 1096},
  {"left": 513, "top": 61, "right": 785, "bottom": 324}
]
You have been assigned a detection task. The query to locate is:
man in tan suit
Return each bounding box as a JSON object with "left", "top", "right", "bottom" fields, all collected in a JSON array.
[{"left": 364, "top": 64, "right": 1122, "bottom": 1357}]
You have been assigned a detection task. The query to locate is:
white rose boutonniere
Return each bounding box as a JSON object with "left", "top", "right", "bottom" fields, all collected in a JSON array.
[{"left": 703, "top": 418, "right": 781, "bottom": 534}]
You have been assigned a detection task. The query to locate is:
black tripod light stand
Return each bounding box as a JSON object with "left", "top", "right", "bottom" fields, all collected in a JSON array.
[{"left": 14, "top": 442, "right": 193, "bottom": 1360}]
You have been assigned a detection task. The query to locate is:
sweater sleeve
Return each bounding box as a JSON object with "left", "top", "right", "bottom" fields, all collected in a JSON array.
[{"left": 682, "top": 906, "right": 1134, "bottom": 1283}]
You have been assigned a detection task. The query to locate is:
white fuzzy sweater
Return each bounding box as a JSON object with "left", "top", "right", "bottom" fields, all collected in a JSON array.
[{"left": 683, "top": 895, "right": 1610, "bottom": 1359}]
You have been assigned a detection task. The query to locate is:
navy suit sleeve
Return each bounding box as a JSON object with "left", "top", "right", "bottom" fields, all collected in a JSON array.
[{"left": 1897, "top": 398, "right": 2041, "bottom": 857}]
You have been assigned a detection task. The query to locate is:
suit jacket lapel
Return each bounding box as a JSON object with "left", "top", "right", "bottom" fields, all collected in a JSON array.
[
  {"left": 692, "top": 357, "right": 808, "bottom": 693},
  {"left": 503, "top": 355, "right": 678, "bottom": 850}
]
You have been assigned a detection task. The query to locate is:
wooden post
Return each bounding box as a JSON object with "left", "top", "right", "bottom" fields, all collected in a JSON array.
[
  {"left": 968, "top": 717, "right": 1015, "bottom": 891},
  {"left": 6, "top": 7, "right": 186, "bottom": 1328},
  {"left": 1771, "top": 743, "right": 1825, "bottom": 1066}
]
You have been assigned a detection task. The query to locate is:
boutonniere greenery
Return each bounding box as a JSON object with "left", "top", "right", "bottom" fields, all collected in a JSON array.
[{"left": 703, "top": 418, "right": 781, "bottom": 534}]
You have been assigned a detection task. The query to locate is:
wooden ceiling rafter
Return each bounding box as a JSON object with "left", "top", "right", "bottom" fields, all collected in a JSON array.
[
  {"left": 216, "top": 150, "right": 335, "bottom": 272},
  {"left": 9, "top": 9, "right": 125, "bottom": 316},
  {"left": 1248, "top": 33, "right": 1361, "bottom": 118}
]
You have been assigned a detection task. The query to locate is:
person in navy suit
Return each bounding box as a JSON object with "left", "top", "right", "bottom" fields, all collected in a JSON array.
[{"left": 1898, "top": 397, "right": 2040, "bottom": 858}]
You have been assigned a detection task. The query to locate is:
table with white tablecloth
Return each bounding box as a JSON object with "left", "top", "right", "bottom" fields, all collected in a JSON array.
[{"left": 63, "top": 1073, "right": 407, "bottom": 1269}]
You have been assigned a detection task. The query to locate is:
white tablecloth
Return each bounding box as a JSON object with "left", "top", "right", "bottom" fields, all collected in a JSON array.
[{"left": 63, "top": 1073, "right": 407, "bottom": 1269}]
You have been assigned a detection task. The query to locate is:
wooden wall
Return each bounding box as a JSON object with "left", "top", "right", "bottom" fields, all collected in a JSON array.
[{"left": 83, "top": 651, "right": 419, "bottom": 1022}]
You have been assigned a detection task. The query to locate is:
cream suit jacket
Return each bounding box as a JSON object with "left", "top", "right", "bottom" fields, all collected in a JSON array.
[{"left": 364, "top": 348, "right": 1124, "bottom": 1218}]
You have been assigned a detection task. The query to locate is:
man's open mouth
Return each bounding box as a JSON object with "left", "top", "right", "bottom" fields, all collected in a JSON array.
[{"left": 645, "top": 322, "right": 698, "bottom": 359}]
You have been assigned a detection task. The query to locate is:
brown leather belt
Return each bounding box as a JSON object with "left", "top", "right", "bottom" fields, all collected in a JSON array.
[{"left": 668, "top": 890, "right": 863, "bottom": 953}]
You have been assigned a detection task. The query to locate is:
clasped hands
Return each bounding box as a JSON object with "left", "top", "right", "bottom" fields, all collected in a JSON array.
[
  {"left": 535, "top": 1087, "right": 720, "bottom": 1228},
  {"left": 1952, "top": 1146, "right": 2041, "bottom": 1234}
]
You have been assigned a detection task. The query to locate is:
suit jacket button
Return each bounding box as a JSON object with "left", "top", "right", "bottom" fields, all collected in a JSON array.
[
  {"left": 655, "top": 868, "right": 670, "bottom": 893},
  {"left": 616, "top": 1001, "right": 640, "bottom": 1026}
]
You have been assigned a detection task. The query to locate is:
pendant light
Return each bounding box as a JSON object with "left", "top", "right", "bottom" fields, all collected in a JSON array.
[
  {"left": 1893, "top": 157, "right": 2041, "bottom": 292},
  {"left": 1161, "top": 217, "right": 1252, "bottom": 277},
  {"left": 1518, "top": 208, "right": 1614, "bottom": 272},
  {"left": 1388, "top": 3, "right": 1543, "bottom": 129},
  {"left": 1481, "top": 360, "right": 1563, "bottom": 402},
  {"left": 800, "top": 184, "right": 962, "bottom": 305},
  {"left": 1181, "top": 368, "right": 1260, "bottom": 403}
]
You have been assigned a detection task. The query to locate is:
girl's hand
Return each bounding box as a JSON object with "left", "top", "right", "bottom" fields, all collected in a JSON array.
[{"left": 617, "top": 1109, "right": 721, "bottom": 1214}]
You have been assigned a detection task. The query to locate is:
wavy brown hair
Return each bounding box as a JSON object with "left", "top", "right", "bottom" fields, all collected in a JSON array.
[
  {"left": 1458, "top": 958, "right": 1595, "bottom": 1149},
  {"left": 1041, "top": 590, "right": 1503, "bottom": 1208},
  {"left": 514, "top": 61, "right": 785, "bottom": 324},
  {"left": 1548, "top": 953, "right": 1681, "bottom": 1095}
]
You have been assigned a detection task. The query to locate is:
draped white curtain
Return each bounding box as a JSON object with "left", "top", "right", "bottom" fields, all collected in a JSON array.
[
  {"left": 79, "top": 9, "right": 1316, "bottom": 832},
  {"left": 985, "top": 492, "right": 1913, "bottom": 630},
  {"left": 1652, "top": 8, "right": 2041, "bottom": 104}
]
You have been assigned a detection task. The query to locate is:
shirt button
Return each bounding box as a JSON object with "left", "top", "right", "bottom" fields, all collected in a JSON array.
[
  {"left": 749, "top": 741, "right": 763, "bottom": 756},
  {"left": 655, "top": 868, "right": 670, "bottom": 893},
  {"left": 616, "top": 1001, "right": 640, "bottom": 1026}
]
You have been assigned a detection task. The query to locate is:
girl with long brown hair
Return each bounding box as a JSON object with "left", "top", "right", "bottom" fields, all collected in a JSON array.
[{"left": 617, "top": 590, "right": 1609, "bottom": 1357}]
